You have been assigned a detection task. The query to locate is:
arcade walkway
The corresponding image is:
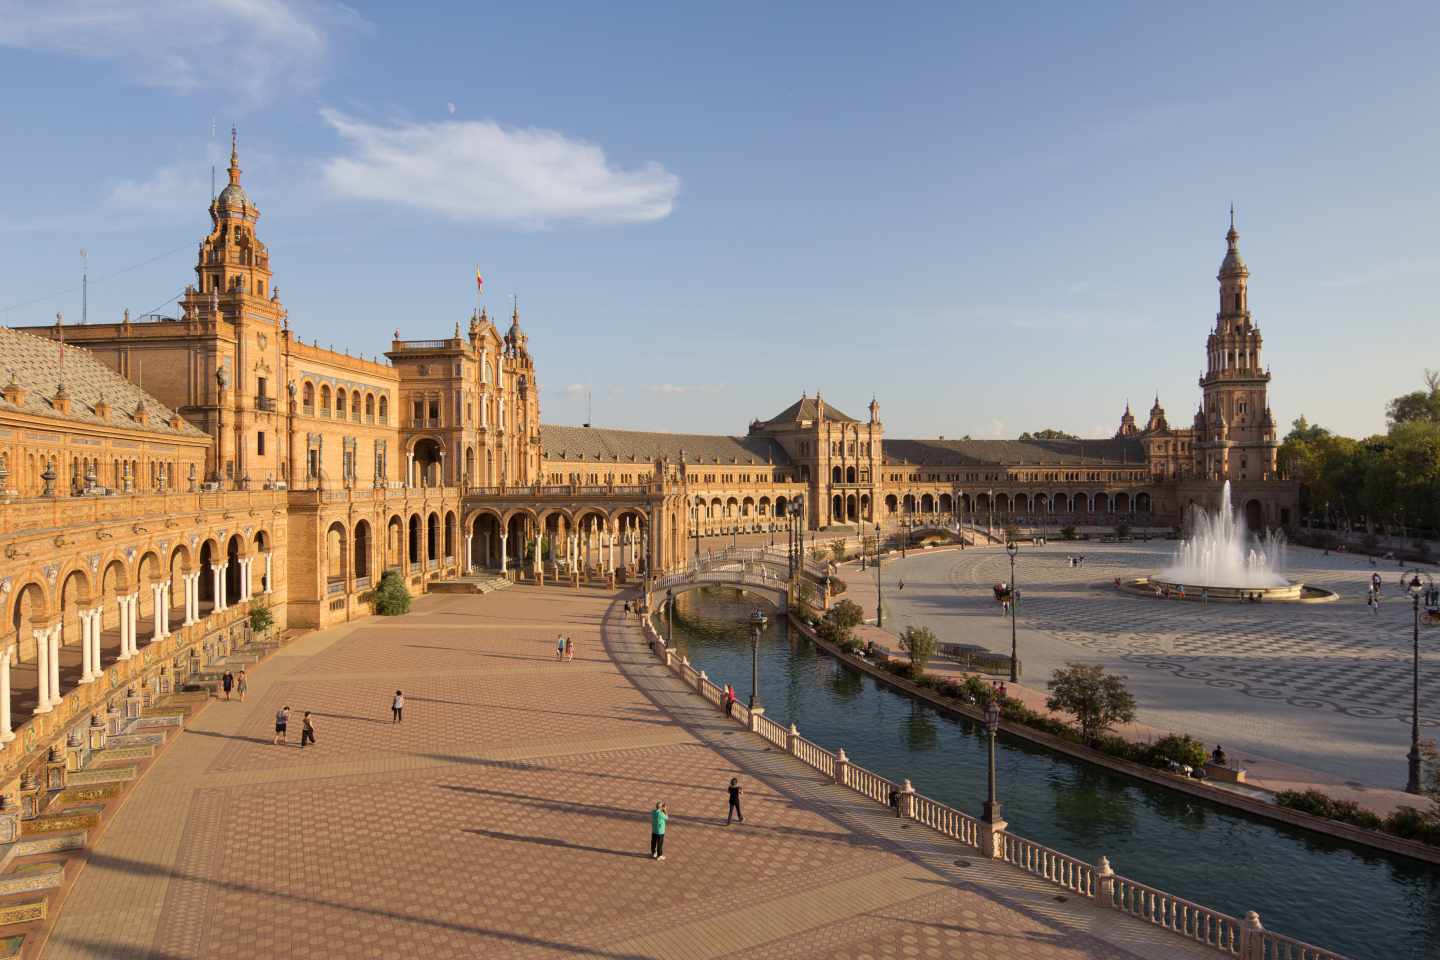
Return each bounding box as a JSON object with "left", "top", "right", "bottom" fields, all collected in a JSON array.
[{"left": 45, "top": 587, "right": 1212, "bottom": 959}]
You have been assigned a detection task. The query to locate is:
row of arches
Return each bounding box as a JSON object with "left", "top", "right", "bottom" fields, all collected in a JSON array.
[
  {"left": 301, "top": 382, "right": 390, "bottom": 423},
  {"left": 692, "top": 494, "right": 796, "bottom": 521},
  {"left": 882, "top": 491, "right": 1154, "bottom": 516},
  {"left": 466, "top": 506, "right": 655, "bottom": 576},
  {"left": 323, "top": 511, "right": 458, "bottom": 589},
  {"left": 5, "top": 531, "right": 272, "bottom": 735}
]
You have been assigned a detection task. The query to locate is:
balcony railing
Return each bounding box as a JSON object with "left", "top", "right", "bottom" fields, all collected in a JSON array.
[{"left": 255, "top": 395, "right": 276, "bottom": 412}]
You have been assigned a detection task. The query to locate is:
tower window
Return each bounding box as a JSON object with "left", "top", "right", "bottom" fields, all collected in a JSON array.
[
  {"left": 1234, "top": 292, "right": 1241, "bottom": 311},
  {"left": 257, "top": 431, "right": 266, "bottom": 455}
]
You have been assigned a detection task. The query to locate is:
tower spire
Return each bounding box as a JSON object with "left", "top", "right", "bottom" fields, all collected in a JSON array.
[{"left": 228, "top": 126, "right": 241, "bottom": 186}]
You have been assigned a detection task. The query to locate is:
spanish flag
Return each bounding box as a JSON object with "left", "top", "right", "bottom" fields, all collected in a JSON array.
[{"left": 475, "top": 267, "right": 484, "bottom": 293}]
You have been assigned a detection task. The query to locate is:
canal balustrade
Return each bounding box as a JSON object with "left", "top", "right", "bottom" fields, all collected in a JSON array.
[{"left": 641, "top": 616, "right": 1348, "bottom": 960}]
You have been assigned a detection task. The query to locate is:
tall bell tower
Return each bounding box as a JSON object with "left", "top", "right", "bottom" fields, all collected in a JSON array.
[{"left": 1195, "top": 212, "right": 1278, "bottom": 481}]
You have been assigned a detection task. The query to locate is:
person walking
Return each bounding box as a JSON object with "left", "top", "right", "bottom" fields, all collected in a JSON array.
[
  {"left": 650, "top": 802, "right": 668, "bottom": 860},
  {"left": 273, "top": 705, "right": 290, "bottom": 745},
  {"left": 236, "top": 669, "right": 248, "bottom": 702},
  {"left": 221, "top": 670, "right": 234, "bottom": 701},
  {"left": 726, "top": 778, "right": 744, "bottom": 824},
  {"left": 623, "top": 600, "right": 631, "bottom": 618},
  {"left": 565, "top": 636, "right": 575, "bottom": 662},
  {"left": 299, "top": 711, "right": 316, "bottom": 749},
  {"left": 392, "top": 690, "right": 404, "bottom": 723},
  {"left": 556, "top": 634, "right": 566, "bottom": 661},
  {"left": 724, "top": 684, "right": 735, "bottom": 718}
]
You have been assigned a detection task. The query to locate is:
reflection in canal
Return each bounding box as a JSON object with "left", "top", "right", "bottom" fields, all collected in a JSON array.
[{"left": 662, "top": 588, "right": 1440, "bottom": 960}]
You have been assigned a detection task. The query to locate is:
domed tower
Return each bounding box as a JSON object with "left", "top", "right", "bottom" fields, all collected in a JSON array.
[
  {"left": 174, "top": 128, "right": 287, "bottom": 483},
  {"left": 1197, "top": 211, "right": 1277, "bottom": 481}
]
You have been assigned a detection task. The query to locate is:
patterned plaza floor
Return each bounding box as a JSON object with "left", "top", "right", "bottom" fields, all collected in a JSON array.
[
  {"left": 43, "top": 586, "right": 1213, "bottom": 960},
  {"left": 857, "top": 542, "right": 1437, "bottom": 790}
]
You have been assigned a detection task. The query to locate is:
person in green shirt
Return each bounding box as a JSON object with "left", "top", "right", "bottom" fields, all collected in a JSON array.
[{"left": 650, "top": 802, "right": 667, "bottom": 860}]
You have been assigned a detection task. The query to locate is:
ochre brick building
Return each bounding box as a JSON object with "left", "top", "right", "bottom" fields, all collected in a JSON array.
[{"left": 0, "top": 136, "right": 1295, "bottom": 819}]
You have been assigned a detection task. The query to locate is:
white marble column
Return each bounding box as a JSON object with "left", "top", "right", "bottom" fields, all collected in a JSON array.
[
  {"left": 464, "top": 534, "right": 473, "bottom": 574},
  {"left": 80, "top": 610, "right": 95, "bottom": 683},
  {"left": 241, "top": 558, "right": 252, "bottom": 602},
  {"left": 499, "top": 533, "right": 508, "bottom": 573},
  {"left": 162, "top": 584, "right": 172, "bottom": 635},
  {"left": 90, "top": 607, "right": 104, "bottom": 676},
  {"left": 33, "top": 626, "right": 52, "bottom": 715},
  {"left": 151, "top": 583, "right": 166, "bottom": 643},
  {"left": 608, "top": 525, "right": 615, "bottom": 574},
  {"left": 212, "top": 567, "right": 226, "bottom": 612},
  {"left": 532, "top": 528, "right": 541, "bottom": 576},
  {"left": 47, "top": 628, "right": 61, "bottom": 707},
  {"left": 263, "top": 552, "right": 273, "bottom": 594},
  {"left": 183, "top": 574, "right": 197, "bottom": 626},
  {"left": 117, "top": 596, "right": 129, "bottom": 660},
  {"left": 0, "top": 648, "right": 13, "bottom": 741}
]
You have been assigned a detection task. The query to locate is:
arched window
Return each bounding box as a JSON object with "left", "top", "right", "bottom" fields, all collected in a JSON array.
[
  {"left": 378, "top": 395, "right": 389, "bottom": 422},
  {"left": 336, "top": 388, "right": 347, "bottom": 418},
  {"left": 320, "top": 385, "right": 331, "bottom": 414},
  {"left": 302, "top": 382, "right": 314, "bottom": 413},
  {"left": 351, "top": 392, "right": 361, "bottom": 420},
  {"left": 365, "top": 394, "right": 375, "bottom": 420}
]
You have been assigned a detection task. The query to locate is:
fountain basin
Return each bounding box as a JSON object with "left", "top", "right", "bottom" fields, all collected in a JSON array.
[{"left": 1120, "top": 577, "right": 1337, "bottom": 603}]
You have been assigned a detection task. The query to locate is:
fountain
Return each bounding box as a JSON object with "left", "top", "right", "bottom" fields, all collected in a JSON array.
[{"left": 1130, "top": 482, "right": 1334, "bottom": 602}]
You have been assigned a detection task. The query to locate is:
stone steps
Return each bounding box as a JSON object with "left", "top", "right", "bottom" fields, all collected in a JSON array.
[
  {"left": 0, "top": 863, "right": 64, "bottom": 899},
  {"left": 20, "top": 806, "right": 102, "bottom": 838},
  {"left": 66, "top": 765, "right": 138, "bottom": 787},
  {"left": 105, "top": 732, "right": 166, "bottom": 750}
]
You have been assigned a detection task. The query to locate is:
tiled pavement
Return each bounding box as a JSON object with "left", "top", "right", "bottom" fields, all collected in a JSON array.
[
  {"left": 44, "top": 586, "right": 1215, "bottom": 959},
  {"left": 852, "top": 542, "right": 1438, "bottom": 792}
]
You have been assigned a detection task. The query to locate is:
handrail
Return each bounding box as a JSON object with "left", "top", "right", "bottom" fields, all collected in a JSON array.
[
  {"left": 639, "top": 614, "right": 1347, "bottom": 960},
  {"left": 1108, "top": 874, "right": 1242, "bottom": 953},
  {"left": 1001, "top": 833, "right": 1095, "bottom": 898}
]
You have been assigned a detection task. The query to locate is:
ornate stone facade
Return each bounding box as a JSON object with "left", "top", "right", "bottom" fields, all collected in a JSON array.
[{"left": 0, "top": 138, "right": 1298, "bottom": 799}]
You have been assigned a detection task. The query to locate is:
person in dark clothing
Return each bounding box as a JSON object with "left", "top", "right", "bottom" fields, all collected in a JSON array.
[
  {"left": 221, "top": 670, "right": 234, "bottom": 701},
  {"left": 726, "top": 778, "right": 744, "bottom": 824},
  {"left": 299, "top": 711, "right": 316, "bottom": 749},
  {"left": 392, "top": 690, "right": 404, "bottom": 723}
]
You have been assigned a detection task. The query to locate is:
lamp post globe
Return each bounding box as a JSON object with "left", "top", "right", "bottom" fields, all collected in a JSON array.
[
  {"left": 1405, "top": 571, "right": 1430, "bottom": 794},
  {"left": 748, "top": 608, "right": 768, "bottom": 712},
  {"left": 1006, "top": 540, "right": 1019, "bottom": 683},
  {"left": 983, "top": 699, "right": 1002, "bottom": 823}
]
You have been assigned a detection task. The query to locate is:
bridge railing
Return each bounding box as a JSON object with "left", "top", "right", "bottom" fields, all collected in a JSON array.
[{"left": 637, "top": 615, "right": 1347, "bottom": 960}]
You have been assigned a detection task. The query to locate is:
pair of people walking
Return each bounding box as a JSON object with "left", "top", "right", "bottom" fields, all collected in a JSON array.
[
  {"left": 273, "top": 706, "right": 315, "bottom": 748},
  {"left": 220, "top": 669, "right": 247, "bottom": 701}
]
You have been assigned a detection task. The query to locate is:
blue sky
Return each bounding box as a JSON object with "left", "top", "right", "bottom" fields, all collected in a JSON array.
[{"left": 1, "top": 2, "right": 1436, "bottom": 440}]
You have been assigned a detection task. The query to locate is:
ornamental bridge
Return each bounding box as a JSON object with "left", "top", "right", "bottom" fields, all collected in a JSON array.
[{"left": 648, "top": 547, "right": 830, "bottom": 612}]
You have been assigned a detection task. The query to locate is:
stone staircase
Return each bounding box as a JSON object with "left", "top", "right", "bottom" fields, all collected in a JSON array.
[
  {"left": 427, "top": 574, "right": 513, "bottom": 595},
  {"left": 0, "top": 627, "right": 303, "bottom": 958}
]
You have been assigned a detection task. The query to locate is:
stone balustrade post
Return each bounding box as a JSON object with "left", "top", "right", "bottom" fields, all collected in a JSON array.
[
  {"left": 834, "top": 747, "right": 849, "bottom": 786},
  {"left": 663, "top": 647, "right": 673, "bottom": 669},
  {"left": 1094, "top": 856, "right": 1114, "bottom": 904},
  {"left": 1240, "top": 911, "right": 1264, "bottom": 960},
  {"left": 898, "top": 778, "right": 916, "bottom": 819},
  {"left": 786, "top": 722, "right": 799, "bottom": 756},
  {"left": 697, "top": 670, "right": 707, "bottom": 693}
]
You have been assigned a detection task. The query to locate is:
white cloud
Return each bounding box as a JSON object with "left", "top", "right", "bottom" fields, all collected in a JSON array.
[
  {"left": 989, "top": 419, "right": 1006, "bottom": 438},
  {"left": 318, "top": 109, "right": 680, "bottom": 228},
  {"left": 563, "top": 383, "right": 589, "bottom": 396},
  {"left": 106, "top": 163, "right": 211, "bottom": 214},
  {"left": 646, "top": 383, "right": 721, "bottom": 395},
  {"left": 0, "top": 1, "right": 367, "bottom": 101},
  {"left": 446, "top": 101, "right": 457, "bottom": 115}
]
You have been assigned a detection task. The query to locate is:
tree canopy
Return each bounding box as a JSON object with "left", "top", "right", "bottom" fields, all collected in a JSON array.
[
  {"left": 1019, "top": 428, "right": 1080, "bottom": 441},
  {"left": 1280, "top": 372, "right": 1440, "bottom": 533}
]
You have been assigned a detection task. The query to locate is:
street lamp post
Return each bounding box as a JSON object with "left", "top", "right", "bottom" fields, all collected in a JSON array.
[
  {"left": 749, "top": 608, "right": 768, "bottom": 713},
  {"left": 1405, "top": 571, "right": 1431, "bottom": 794},
  {"left": 875, "top": 522, "right": 883, "bottom": 628},
  {"left": 983, "top": 699, "right": 1002, "bottom": 823},
  {"left": 1007, "top": 540, "right": 1019, "bottom": 683},
  {"left": 666, "top": 588, "right": 675, "bottom": 647}
]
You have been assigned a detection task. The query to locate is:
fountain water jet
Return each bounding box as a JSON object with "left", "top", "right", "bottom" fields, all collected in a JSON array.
[{"left": 1161, "top": 482, "right": 1288, "bottom": 588}]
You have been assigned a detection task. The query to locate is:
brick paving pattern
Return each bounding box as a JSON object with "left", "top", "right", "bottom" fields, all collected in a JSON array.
[{"left": 45, "top": 586, "right": 1214, "bottom": 959}]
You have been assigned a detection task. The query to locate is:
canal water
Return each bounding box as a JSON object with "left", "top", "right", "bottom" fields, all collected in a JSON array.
[{"left": 661, "top": 588, "right": 1440, "bottom": 960}]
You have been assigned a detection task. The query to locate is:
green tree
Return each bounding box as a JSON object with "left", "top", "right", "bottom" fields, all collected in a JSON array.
[
  {"left": 248, "top": 601, "right": 274, "bottom": 635},
  {"left": 1045, "top": 663, "right": 1137, "bottom": 745},
  {"left": 1386, "top": 370, "right": 1440, "bottom": 427},
  {"left": 373, "top": 570, "right": 412, "bottom": 616},
  {"left": 898, "top": 625, "right": 939, "bottom": 673},
  {"left": 1019, "top": 429, "right": 1080, "bottom": 441},
  {"left": 829, "top": 539, "right": 847, "bottom": 563}
]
